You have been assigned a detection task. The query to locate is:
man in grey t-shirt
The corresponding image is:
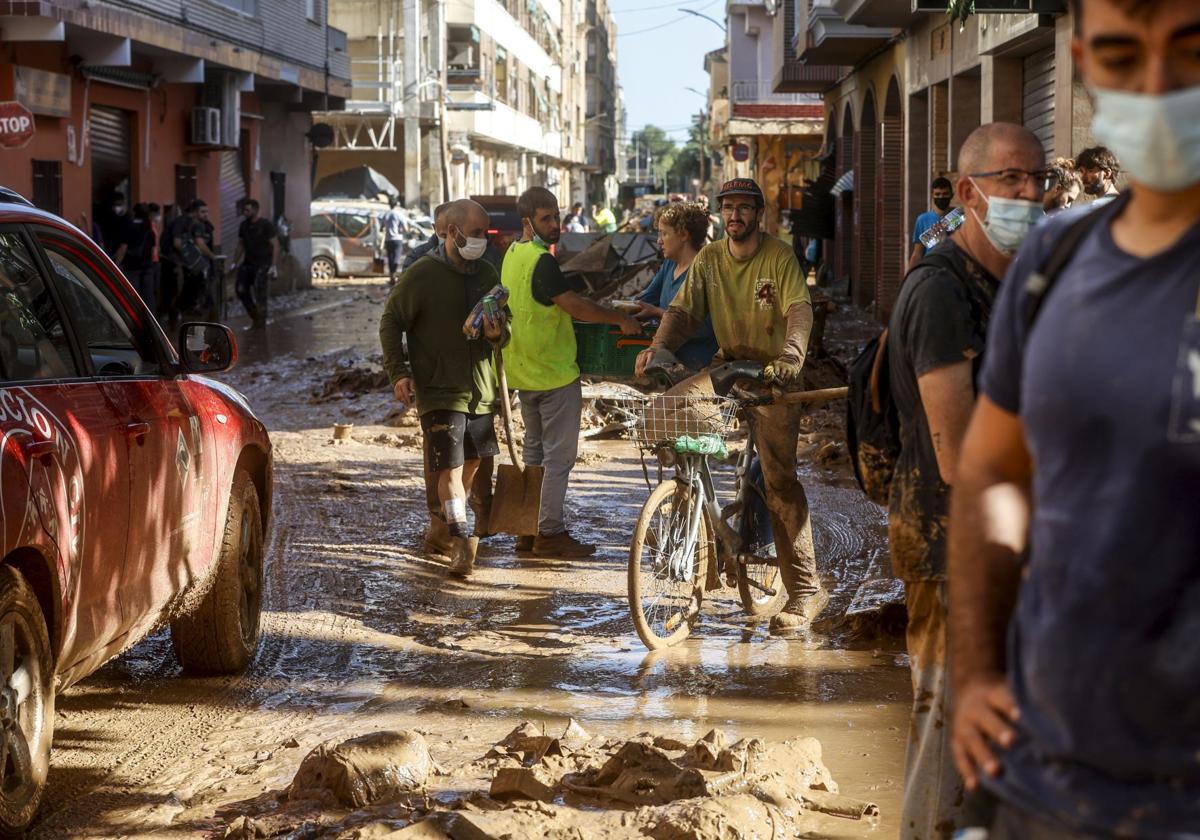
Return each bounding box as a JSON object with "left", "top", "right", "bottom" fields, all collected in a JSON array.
[{"left": 948, "top": 1, "right": 1200, "bottom": 836}]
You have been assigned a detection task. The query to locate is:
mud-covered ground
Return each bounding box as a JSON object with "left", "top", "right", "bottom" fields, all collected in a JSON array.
[{"left": 32, "top": 278, "right": 908, "bottom": 838}]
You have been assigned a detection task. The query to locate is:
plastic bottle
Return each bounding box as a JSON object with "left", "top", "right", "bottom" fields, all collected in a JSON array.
[{"left": 919, "top": 207, "right": 965, "bottom": 249}]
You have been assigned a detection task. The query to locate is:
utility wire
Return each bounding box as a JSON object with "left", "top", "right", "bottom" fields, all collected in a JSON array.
[
  {"left": 612, "top": 0, "right": 713, "bottom": 15},
  {"left": 616, "top": 14, "right": 691, "bottom": 36}
]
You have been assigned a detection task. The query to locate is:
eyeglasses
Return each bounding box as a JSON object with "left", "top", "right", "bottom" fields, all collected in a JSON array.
[
  {"left": 969, "top": 168, "right": 1052, "bottom": 192},
  {"left": 719, "top": 204, "right": 758, "bottom": 217}
]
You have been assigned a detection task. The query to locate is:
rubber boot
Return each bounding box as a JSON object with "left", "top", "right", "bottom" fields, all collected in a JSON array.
[
  {"left": 769, "top": 588, "right": 830, "bottom": 632},
  {"left": 448, "top": 536, "right": 480, "bottom": 578},
  {"left": 424, "top": 516, "right": 454, "bottom": 559}
]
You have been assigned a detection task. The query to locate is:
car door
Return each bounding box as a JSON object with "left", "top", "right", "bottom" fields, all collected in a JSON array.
[
  {"left": 337, "top": 211, "right": 375, "bottom": 275},
  {"left": 33, "top": 226, "right": 203, "bottom": 643},
  {"left": 0, "top": 225, "right": 133, "bottom": 676}
]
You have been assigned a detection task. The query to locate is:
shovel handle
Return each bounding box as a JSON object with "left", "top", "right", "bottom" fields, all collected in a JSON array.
[{"left": 495, "top": 349, "right": 525, "bottom": 471}]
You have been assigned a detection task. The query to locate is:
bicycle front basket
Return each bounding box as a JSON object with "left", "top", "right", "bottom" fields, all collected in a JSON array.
[{"left": 633, "top": 394, "right": 738, "bottom": 451}]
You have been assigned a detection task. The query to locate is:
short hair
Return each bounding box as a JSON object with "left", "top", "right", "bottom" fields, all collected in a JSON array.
[
  {"left": 1068, "top": 0, "right": 1165, "bottom": 31},
  {"left": 389, "top": 195, "right": 399, "bottom": 208},
  {"left": 444, "top": 198, "right": 488, "bottom": 231},
  {"left": 1075, "top": 145, "right": 1120, "bottom": 177},
  {"left": 654, "top": 202, "right": 710, "bottom": 251},
  {"left": 243, "top": 198, "right": 260, "bottom": 211},
  {"left": 432, "top": 202, "right": 451, "bottom": 220},
  {"left": 517, "top": 187, "right": 558, "bottom": 220},
  {"left": 187, "top": 199, "right": 207, "bottom": 213},
  {"left": 957, "top": 122, "right": 1044, "bottom": 177},
  {"left": 931, "top": 177, "right": 953, "bottom": 192},
  {"left": 112, "top": 191, "right": 125, "bottom": 202}
]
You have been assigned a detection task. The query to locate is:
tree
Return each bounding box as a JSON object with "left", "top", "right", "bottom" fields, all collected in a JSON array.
[
  {"left": 667, "top": 121, "right": 708, "bottom": 193},
  {"left": 628, "top": 125, "right": 677, "bottom": 184}
]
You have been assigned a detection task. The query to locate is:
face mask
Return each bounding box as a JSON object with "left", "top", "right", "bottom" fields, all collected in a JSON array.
[
  {"left": 1091, "top": 84, "right": 1200, "bottom": 192},
  {"left": 933, "top": 196, "right": 952, "bottom": 212},
  {"left": 968, "top": 179, "right": 1044, "bottom": 257},
  {"left": 113, "top": 205, "right": 125, "bottom": 216},
  {"left": 532, "top": 233, "right": 549, "bottom": 249},
  {"left": 454, "top": 232, "right": 487, "bottom": 261}
]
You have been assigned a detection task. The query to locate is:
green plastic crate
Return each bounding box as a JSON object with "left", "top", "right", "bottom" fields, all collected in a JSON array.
[{"left": 574, "top": 321, "right": 653, "bottom": 377}]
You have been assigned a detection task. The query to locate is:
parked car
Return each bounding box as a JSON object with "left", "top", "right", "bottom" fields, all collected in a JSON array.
[
  {"left": 309, "top": 199, "right": 426, "bottom": 280},
  {"left": 0, "top": 186, "right": 272, "bottom": 834},
  {"left": 470, "top": 195, "right": 523, "bottom": 255}
]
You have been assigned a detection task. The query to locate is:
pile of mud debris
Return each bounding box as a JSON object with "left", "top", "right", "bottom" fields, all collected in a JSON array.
[{"left": 219, "top": 722, "right": 878, "bottom": 839}]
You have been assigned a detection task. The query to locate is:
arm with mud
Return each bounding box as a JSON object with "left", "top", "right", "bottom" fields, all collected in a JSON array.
[{"left": 947, "top": 394, "right": 1030, "bottom": 789}]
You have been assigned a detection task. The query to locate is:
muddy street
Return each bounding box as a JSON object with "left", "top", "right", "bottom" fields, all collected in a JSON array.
[{"left": 33, "top": 278, "right": 909, "bottom": 838}]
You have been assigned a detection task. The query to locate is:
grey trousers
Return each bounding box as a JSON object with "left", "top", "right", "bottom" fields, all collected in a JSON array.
[{"left": 518, "top": 378, "right": 582, "bottom": 536}]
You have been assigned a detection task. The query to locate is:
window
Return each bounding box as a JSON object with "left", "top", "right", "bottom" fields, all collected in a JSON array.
[
  {"left": 212, "top": 0, "right": 257, "bottom": 14},
  {"left": 0, "top": 232, "right": 75, "bottom": 382},
  {"left": 495, "top": 50, "right": 508, "bottom": 104},
  {"left": 31, "top": 161, "right": 62, "bottom": 217},
  {"left": 336, "top": 213, "right": 372, "bottom": 239},
  {"left": 306, "top": 0, "right": 316, "bottom": 19},
  {"left": 37, "top": 234, "right": 162, "bottom": 377},
  {"left": 311, "top": 213, "right": 335, "bottom": 236}
]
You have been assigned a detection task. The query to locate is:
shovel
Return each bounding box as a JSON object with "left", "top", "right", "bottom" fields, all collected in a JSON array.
[{"left": 488, "top": 349, "right": 544, "bottom": 536}]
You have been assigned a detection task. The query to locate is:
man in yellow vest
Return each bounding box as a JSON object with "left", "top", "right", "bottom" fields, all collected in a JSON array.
[{"left": 502, "top": 187, "right": 642, "bottom": 557}]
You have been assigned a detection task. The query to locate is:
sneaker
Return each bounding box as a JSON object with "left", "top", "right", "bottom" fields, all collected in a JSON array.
[
  {"left": 448, "top": 536, "right": 480, "bottom": 577},
  {"left": 769, "top": 588, "right": 830, "bottom": 632},
  {"left": 532, "top": 531, "right": 596, "bottom": 558},
  {"left": 515, "top": 535, "right": 535, "bottom": 554},
  {"left": 423, "top": 517, "right": 455, "bottom": 559}
]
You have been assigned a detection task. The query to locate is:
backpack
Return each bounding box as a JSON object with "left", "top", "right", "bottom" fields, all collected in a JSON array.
[{"left": 846, "top": 208, "right": 1105, "bottom": 506}]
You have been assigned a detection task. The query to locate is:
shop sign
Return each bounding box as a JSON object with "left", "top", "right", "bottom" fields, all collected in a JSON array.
[
  {"left": 0, "top": 102, "right": 36, "bottom": 149},
  {"left": 14, "top": 66, "right": 71, "bottom": 118},
  {"left": 731, "top": 143, "right": 750, "bottom": 162}
]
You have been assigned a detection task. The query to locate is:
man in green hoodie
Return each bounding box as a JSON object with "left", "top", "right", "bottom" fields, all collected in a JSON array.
[{"left": 380, "top": 199, "right": 507, "bottom": 576}]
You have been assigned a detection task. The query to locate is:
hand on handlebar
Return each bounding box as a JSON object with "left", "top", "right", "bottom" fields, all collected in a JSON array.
[{"left": 763, "top": 355, "right": 804, "bottom": 389}]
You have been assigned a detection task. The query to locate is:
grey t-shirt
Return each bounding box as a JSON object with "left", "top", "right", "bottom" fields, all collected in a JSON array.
[{"left": 980, "top": 196, "right": 1200, "bottom": 835}]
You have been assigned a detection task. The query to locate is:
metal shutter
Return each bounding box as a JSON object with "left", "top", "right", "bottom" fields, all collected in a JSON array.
[
  {"left": 90, "top": 105, "right": 132, "bottom": 200},
  {"left": 218, "top": 150, "right": 245, "bottom": 255},
  {"left": 1023, "top": 47, "right": 1056, "bottom": 159}
]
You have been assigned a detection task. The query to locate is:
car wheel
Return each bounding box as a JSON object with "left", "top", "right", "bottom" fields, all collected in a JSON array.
[
  {"left": 310, "top": 256, "right": 337, "bottom": 282},
  {"left": 170, "top": 468, "right": 264, "bottom": 675},
  {"left": 0, "top": 566, "right": 54, "bottom": 838}
]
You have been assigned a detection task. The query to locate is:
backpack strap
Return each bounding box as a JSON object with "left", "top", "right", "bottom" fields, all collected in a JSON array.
[
  {"left": 1020, "top": 200, "right": 1119, "bottom": 330},
  {"left": 869, "top": 328, "right": 889, "bottom": 413}
]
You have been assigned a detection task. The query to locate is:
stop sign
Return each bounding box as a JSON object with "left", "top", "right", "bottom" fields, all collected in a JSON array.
[{"left": 0, "top": 101, "right": 35, "bottom": 150}]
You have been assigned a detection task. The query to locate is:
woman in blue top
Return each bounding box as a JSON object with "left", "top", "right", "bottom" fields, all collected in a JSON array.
[{"left": 634, "top": 202, "right": 719, "bottom": 371}]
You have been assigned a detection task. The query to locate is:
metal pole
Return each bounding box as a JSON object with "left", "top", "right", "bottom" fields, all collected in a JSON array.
[{"left": 403, "top": 0, "right": 422, "bottom": 207}]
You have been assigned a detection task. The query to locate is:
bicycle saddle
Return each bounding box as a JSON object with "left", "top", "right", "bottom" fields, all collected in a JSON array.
[{"left": 708, "top": 360, "right": 764, "bottom": 397}]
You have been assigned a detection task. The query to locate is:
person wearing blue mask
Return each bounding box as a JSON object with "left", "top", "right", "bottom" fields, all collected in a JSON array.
[
  {"left": 885, "top": 122, "right": 1047, "bottom": 840},
  {"left": 949, "top": 1, "right": 1200, "bottom": 837}
]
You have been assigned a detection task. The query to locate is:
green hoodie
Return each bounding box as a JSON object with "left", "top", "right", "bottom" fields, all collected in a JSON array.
[{"left": 379, "top": 248, "right": 506, "bottom": 416}]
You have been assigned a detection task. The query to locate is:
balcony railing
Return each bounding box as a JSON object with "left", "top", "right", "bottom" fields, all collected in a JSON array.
[{"left": 730, "top": 79, "right": 820, "bottom": 105}]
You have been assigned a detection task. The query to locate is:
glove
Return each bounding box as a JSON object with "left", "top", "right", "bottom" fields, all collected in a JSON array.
[{"left": 763, "top": 354, "right": 804, "bottom": 389}]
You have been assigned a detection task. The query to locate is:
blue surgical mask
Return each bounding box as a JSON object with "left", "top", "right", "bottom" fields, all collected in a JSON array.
[
  {"left": 1091, "top": 84, "right": 1200, "bottom": 192},
  {"left": 532, "top": 233, "right": 549, "bottom": 249},
  {"left": 968, "top": 179, "right": 1044, "bottom": 257}
]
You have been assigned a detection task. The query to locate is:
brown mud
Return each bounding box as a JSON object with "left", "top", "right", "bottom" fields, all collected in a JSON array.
[{"left": 32, "top": 278, "right": 907, "bottom": 839}]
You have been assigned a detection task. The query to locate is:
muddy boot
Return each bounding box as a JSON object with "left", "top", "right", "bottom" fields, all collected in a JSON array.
[
  {"left": 424, "top": 517, "right": 455, "bottom": 560},
  {"left": 533, "top": 531, "right": 596, "bottom": 558},
  {"left": 448, "top": 536, "right": 480, "bottom": 578},
  {"left": 471, "top": 494, "right": 495, "bottom": 538},
  {"left": 769, "top": 588, "right": 830, "bottom": 632},
  {"left": 515, "top": 535, "right": 535, "bottom": 554}
]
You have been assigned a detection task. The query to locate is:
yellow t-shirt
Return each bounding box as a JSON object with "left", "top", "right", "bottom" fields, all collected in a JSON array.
[{"left": 673, "top": 234, "right": 810, "bottom": 363}]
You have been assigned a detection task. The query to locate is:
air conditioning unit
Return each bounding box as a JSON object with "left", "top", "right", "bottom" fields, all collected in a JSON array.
[
  {"left": 449, "top": 45, "right": 475, "bottom": 69},
  {"left": 191, "top": 107, "right": 221, "bottom": 146}
]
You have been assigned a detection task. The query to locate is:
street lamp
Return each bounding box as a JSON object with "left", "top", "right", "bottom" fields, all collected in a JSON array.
[{"left": 679, "top": 8, "right": 726, "bottom": 30}]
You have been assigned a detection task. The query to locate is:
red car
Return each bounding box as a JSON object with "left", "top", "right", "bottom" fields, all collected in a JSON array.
[{"left": 0, "top": 187, "right": 271, "bottom": 833}]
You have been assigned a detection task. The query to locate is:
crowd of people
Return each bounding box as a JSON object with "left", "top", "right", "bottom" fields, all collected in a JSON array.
[
  {"left": 88, "top": 193, "right": 281, "bottom": 330},
  {"left": 379, "top": 2, "right": 1196, "bottom": 838}
]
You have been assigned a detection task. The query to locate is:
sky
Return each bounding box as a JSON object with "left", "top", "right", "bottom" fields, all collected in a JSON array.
[{"left": 609, "top": 0, "right": 726, "bottom": 147}]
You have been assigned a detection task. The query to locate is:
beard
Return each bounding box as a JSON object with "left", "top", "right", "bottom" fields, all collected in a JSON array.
[
  {"left": 726, "top": 216, "right": 758, "bottom": 242},
  {"left": 538, "top": 222, "right": 561, "bottom": 244}
]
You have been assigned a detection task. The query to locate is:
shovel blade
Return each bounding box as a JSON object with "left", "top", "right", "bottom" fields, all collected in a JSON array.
[{"left": 489, "top": 464, "right": 545, "bottom": 536}]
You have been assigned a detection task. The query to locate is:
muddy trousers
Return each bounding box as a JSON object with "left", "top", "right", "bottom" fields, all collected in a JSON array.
[
  {"left": 237, "top": 263, "right": 270, "bottom": 322},
  {"left": 901, "top": 580, "right": 964, "bottom": 840},
  {"left": 423, "top": 437, "right": 494, "bottom": 521},
  {"left": 665, "top": 371, "right": 818, "bottom": 598},
  {"left": 517, "top": 379, "right": 582, "bottom": 536}
]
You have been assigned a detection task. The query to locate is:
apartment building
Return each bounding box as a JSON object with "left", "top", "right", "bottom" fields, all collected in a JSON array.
[
  {"left": 774, "top": 0, "right": 1086, "bottom": 321},
  {"left": 319, "top": 0, "right": 622, "bottom": 211},
  {"left": 703, "top": 0, "right": 824, "bottom": 236},
  {"left": 0, "top": 0, "right": 351, "bottom": 275}
]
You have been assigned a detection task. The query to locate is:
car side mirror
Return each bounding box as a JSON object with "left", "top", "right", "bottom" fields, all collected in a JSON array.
[{"left": 179, "top": 322, "right": 237, "bottom": 374}]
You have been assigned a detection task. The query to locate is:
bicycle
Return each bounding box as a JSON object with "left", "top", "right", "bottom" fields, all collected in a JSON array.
[{"left": 626, "top": 361, "right": 847, "bottom": 649}]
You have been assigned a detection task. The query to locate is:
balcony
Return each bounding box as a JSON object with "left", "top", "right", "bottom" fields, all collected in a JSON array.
[
  {"left": 830, "top": 0, "right": 914, "bottom": 28},
  {"left": 731, "top": 79, "right": 820, "bottom": 105},
  {"left": 796, "top": 0, "right": 895, "bottom": 66}
]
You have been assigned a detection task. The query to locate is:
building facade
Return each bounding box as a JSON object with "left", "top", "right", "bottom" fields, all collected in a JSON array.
[
  {"left": 0, "top": 0, "right": 351, "bottom": 279},
  {"left": 705, "top": 0, "right": 825, "bottom": 236},
  {"left": 777, "top": 0, "right": 1091, "bottom": 322},
  {"left": 318, "top": 0, "right": 622, "bottom": 212}
]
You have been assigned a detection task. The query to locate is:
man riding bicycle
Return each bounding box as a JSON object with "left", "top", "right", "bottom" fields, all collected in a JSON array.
[{"left": 636, "top": 178, "right": 825, "bottom": 630}]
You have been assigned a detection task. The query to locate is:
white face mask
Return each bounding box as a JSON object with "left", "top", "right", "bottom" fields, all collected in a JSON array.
[
  {"left": 1091, "top": 85, "right": 1200, "bottom": 192},
  {"left": 968, "top": 179, "right": 1044, "bottom": 257},
  {"left": 454, "top": 231, "right": 488, "bottom": 261}
]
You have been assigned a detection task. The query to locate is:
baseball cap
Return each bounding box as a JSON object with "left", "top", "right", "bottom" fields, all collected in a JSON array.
[{"left": 715, "top": 178, "right": 765, "bottom": 205}]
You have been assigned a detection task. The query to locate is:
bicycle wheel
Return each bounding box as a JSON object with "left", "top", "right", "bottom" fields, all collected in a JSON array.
[
  {"left": 737, "top": 553, "right": 787, "bottom": 617},
  {"left": 628, "top": 480, "right": 710, "bottom": 649}
]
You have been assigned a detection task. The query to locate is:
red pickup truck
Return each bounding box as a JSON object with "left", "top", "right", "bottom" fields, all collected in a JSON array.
[{"left": 0, "top": 187, "right": 271, "bottom": 833}]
